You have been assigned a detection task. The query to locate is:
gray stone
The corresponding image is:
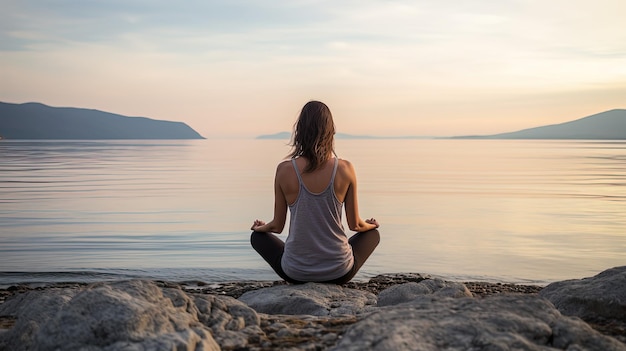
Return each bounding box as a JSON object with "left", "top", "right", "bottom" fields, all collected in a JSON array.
[
  {"left": 539, "top": 266, "right": 626, "bottom": 322},
  {"left": 238, "top": 282, "right": 377, "bottom": 316},
  {"left": 0, "top": 280, "right": 261, "bottom": 351},
  {"left": 377, "top": 278, "right": 473, "bottom": 306},
  {"left": 332, "top": 295, "right": 626, "bottom": 351}
]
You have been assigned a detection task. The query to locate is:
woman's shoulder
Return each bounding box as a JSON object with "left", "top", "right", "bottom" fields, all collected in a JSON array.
[
  {"left": 336, "top": 158, "right": 356, "bottom": 175},
  {"left": 337, "top": 157, "right": 354, "bottom": 167},
  {"left": 276, "top": 158, "right": 293, "bottom": 169},
  {"left": 275, "top": 158, "right": 296, "bottom": 176}
]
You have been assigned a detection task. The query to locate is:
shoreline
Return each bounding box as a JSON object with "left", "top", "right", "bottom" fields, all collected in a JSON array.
[{"left": 0, "top": 273, "right": 544, "bottom": 304}]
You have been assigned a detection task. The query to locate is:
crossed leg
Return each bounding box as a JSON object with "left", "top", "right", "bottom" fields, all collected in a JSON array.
[{"left": 250, "top": 229, "right": 380, "bottom": 284}]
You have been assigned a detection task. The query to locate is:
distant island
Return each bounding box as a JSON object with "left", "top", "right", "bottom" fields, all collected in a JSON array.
[
  {"left": 453, "top": 109, "right": 626, "bottom": 140},
  {"left": 257, "top": 109, "right": 626, "bottom": 140},
  {"left": 257, "top": 132, "right": 433, "bottom": 140},
  {"left": 0, "top": 102, "right": 204, "bottom": 140}
]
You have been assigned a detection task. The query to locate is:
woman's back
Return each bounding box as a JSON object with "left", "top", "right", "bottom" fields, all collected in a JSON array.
[
  {"left": 281, "top": 156, "right": 354, "bottom": 281},
  {"left": 277, "top": 156, "right": 353, "bottom": 206}
]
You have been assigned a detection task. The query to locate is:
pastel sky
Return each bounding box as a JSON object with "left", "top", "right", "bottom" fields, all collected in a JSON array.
[{"left": 2, "top": 0, "right": 625, "bottom": 138}]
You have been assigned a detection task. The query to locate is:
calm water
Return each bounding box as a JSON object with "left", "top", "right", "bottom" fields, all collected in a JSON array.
[{"left": 1, "top": 139, "right": 625, "bottom": 287}]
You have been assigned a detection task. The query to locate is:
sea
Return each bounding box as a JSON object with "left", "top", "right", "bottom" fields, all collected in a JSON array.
[{"left": 1, "top": 139, "right": 624, "bottom": 288}]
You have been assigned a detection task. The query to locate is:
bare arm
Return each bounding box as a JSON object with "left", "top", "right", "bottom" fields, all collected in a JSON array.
[
  {"left": 251, "top": 163, "right": 288, "bottom": 233},
  {"left": 343, "top": 161, "right": 380, "bottom": 232}
]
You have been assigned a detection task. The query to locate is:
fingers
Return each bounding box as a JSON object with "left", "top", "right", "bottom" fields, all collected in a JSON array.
[
  {"left": 365, "top": 217, "right": 379, "bottom": 228},
  {"left": 251, "top": 219, "right": 266, "bottom": 230}
]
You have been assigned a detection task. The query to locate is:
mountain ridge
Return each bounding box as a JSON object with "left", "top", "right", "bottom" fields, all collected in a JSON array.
[
  {"left": 0, "top": 101, "right": 204, "bottom": 140},
  {"left": 452, "top": 109, "right": 626, "bottom": 139},
  {"left": 257, "top": 109, "right": 626, "bottom": 140},
  {"left": 256, "top": 132, "right": 433, "bottom": 140}
]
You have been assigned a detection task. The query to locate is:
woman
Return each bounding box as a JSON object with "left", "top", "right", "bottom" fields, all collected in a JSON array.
[{"left": 251, "top": 100, "right": 380, "bottom": 284}]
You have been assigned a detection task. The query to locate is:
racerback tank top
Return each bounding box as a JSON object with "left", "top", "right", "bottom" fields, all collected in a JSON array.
[{"left": 281, "top": 157, "right": 354, "bottom": 281}]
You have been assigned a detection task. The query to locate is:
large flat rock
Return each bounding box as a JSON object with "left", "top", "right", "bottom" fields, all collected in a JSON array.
[
  {"left": 540, "top": 266, "right": 626, "bottom": 322},
  {"left": 0, "top": 280, "right": 261, "bottom": 351},
  {"left": 377, "top": 278, "right": 472, "bottom": 306},
  {"left": 333, "top": 295, "right": 626, "bottom": 351},
  {"left": 238, "top": 282, "right": 377, "bottom": 316}
]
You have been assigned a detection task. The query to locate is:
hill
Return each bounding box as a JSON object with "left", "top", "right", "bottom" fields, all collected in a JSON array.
[
  {"left": 257, "top": 110, "right": 626, "bottom": 140},
  {"left": 0, "top": 102, "right": 204, "bottom": 139},
  {"left": 453, "top": 109, "right": 626, "bottom": 140},
  {"left": 257, "top": 131, "right": 292, "bottom": 139},
  {"left": 256, "top": 132, "right": 432, "bottom": 139}
]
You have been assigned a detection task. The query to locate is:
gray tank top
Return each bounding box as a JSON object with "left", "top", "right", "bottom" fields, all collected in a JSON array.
[{"left": 281, "top": 157, "right": 354, "bottom": 281}]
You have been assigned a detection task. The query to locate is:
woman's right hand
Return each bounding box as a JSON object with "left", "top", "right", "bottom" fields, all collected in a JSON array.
[{"left": 365, "top": 217, "right": 379, "bottom": 229}]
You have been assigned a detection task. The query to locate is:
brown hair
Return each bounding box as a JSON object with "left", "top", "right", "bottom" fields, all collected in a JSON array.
[{"left": 289, "top": 101, "right": 335, "bottom": 172}]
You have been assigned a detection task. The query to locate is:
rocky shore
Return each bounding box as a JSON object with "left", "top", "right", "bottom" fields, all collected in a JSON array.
[
  {"left": 180, "top": 273, "right": 544, "bottom": 299},
  {"left": 1, "top": 268, "right": 625, "bottom": 350}
]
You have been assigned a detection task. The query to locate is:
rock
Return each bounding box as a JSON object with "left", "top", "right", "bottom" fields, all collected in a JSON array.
[
  {"left": 238, "top": 282, "right": 377, "bottom": 316},
  {"left": 377, "top": 278, "right": 472, "bottom": 306},
  {"left": 0, "top": 280, "right": 262, "bottom": 351},
  {"left": 0, "top": 287, "right": 81, "bottom": 351},
  {"left": 342, "top": 273, "right": 432, "bottom": 295},
  {"left": 332, "top": 295, "right": 626, "bottom": 351},
  {"left": 539, "top": 266, "right": 626, "bottom": 322}
]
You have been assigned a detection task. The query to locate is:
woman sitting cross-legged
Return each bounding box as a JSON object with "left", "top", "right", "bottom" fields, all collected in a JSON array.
[{"left": 250, "top": 100, "right": 380, "bottom": 284}]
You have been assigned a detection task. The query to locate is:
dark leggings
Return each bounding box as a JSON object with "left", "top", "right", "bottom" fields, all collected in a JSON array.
[{"left": 250, "top": 229, "right": 380, "bottom": 284}]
